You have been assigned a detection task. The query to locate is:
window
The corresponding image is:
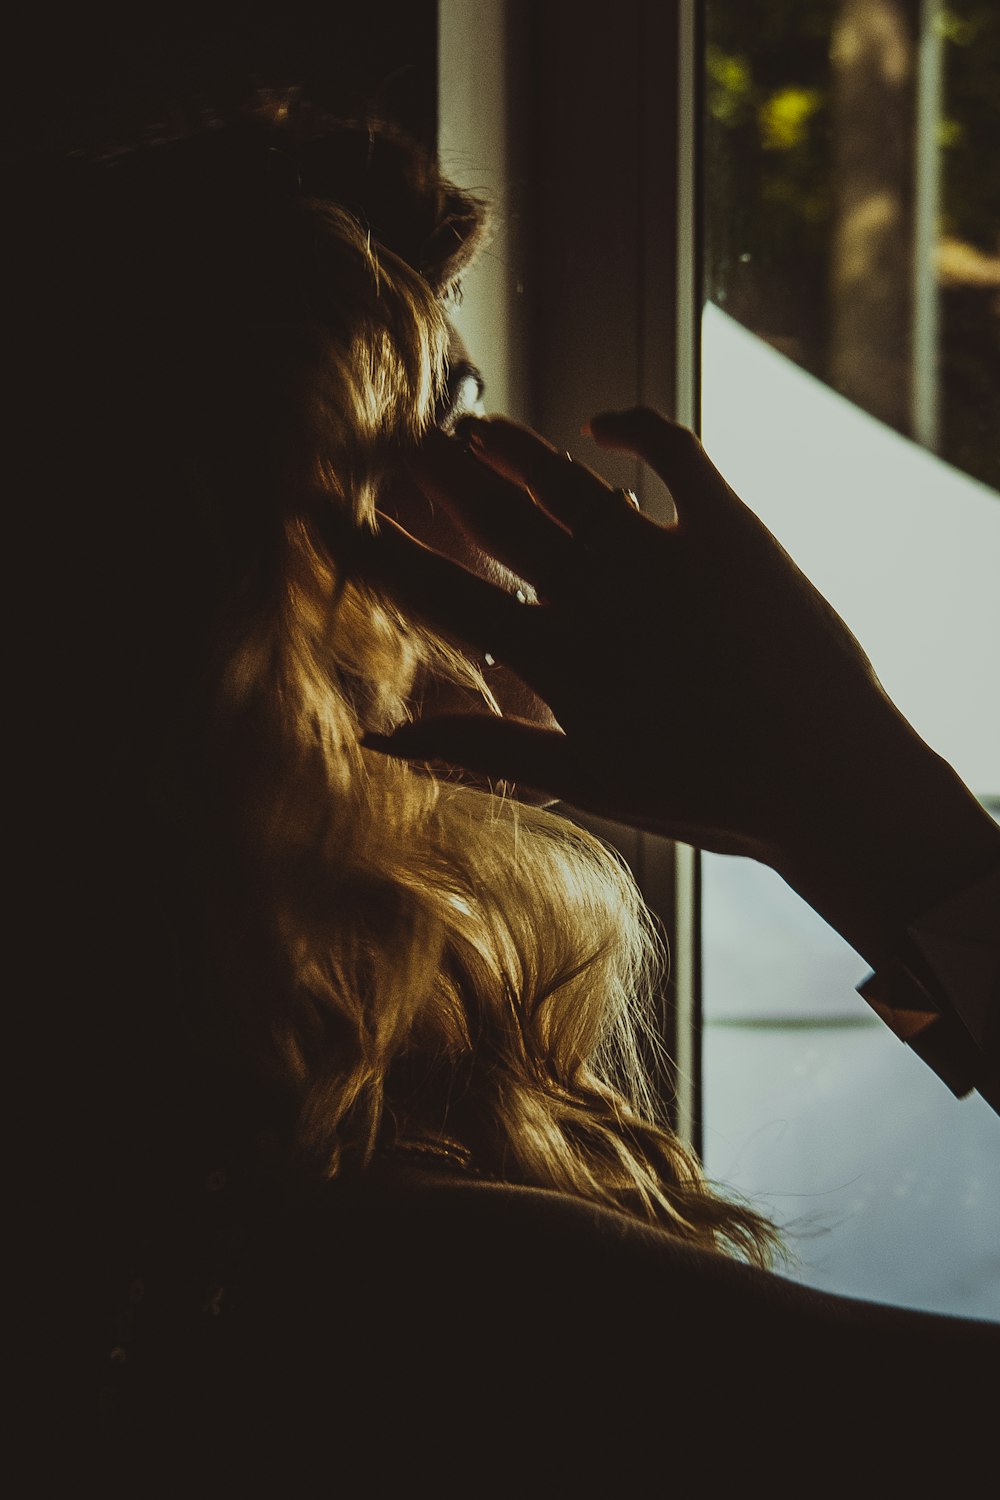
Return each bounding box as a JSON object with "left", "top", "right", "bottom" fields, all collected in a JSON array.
[
  {"left": 440, "top": 0, "right": 998, "bottom": 1316},
  {"left": 701, "top": 0, "right": 999, "bottom": 1318}
]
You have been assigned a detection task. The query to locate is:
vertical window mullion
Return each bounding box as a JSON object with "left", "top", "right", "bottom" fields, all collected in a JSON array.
[
  {"left": 635, "top": 0, "right": 705, "bottom": 1151},
  {"left": 440, "top": 0, "right": 704, "bottom": 1141}
]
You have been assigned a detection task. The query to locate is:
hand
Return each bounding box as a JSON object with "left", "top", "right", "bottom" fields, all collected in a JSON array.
[
  {"left": 357, "top": 407, "right": 914, "bottom": 870},
  {"left": 353, "top": 408, "right": 1000, "bottom": 1095}
]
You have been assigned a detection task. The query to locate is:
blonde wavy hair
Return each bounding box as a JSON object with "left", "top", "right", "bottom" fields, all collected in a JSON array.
[{"left": 52, "top": 98, "right": 777, "bottom": 1266}]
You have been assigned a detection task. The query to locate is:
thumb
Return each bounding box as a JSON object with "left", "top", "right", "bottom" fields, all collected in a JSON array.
[
  {"left": 585, "top": 407, "right": 731, "bottom": 523},
  {"left": 361, "top": 715, "right": 573, "bottom": 800}
]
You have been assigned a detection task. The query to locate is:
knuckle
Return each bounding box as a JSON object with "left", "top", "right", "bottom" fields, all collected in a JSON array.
[{"left": 676, "top": 427, "right": 706, "bottom": 465}]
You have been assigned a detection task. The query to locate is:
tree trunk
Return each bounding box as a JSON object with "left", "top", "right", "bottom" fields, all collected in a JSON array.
[{"left": 830, "top": 0, "right": 917, "bottom": 432}]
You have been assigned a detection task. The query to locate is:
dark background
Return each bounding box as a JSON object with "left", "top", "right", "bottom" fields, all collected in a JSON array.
[{"left": 3, "top": 3, "right": 438, "bottom": 156}]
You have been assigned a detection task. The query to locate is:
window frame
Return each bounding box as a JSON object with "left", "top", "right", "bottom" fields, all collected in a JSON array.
[{"left": 438, "top": 0, "right": 705, "bottom": 1146}]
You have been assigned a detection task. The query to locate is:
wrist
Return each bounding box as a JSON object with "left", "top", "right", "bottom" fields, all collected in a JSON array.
[{"left": 770, "top": 715, "right": 1000, "bottom": 973}]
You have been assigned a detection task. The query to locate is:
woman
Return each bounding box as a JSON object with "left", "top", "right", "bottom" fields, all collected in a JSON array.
[{"left": 24, "top": 95, "right": 992, "bottom": 1486}]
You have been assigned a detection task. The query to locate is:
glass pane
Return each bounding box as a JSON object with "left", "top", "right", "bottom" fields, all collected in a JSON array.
[{"left": 700, "top": 0, "right": 1000, "bottom": 1318}]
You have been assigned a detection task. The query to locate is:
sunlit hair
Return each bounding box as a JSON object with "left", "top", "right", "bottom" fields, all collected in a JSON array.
[{"left": 36, "top": 95, "right": 778, "bottom": 1265}]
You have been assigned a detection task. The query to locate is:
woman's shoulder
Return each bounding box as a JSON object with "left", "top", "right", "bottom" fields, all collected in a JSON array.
[
  {"left": 130, "top": 1157, "right": 995, "bottom": 1491},
  {"left": 243, "top": 1156, "right": 997, "bottom": 1355}
]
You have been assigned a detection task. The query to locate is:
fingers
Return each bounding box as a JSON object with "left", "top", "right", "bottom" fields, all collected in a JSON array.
[
  {"left": 460, "top": 417, "right": 608, "bottom": 520},
  {"left": 458, "top": 416, "right": 652, "bottom": 549},
  {"left": 585, "top": 408, "right": 734, "bottom": 524},
  {"left": 362, "top": 714, "right": 574, "bottom": 803},
  {"left": 408, "top": 427, "right": 579, "bottom": 596},
  {"left": 335, "top": 511, "right": 538, "bottom": 672}
]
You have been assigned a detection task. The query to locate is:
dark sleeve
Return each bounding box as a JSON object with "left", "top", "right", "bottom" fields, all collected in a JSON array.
[{"left": 857, "top": 863, "right": 1000, "bottom": 1113}]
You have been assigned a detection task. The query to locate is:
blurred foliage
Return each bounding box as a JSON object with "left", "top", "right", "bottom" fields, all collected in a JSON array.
[
  {"left": 703, "top": 0, "right": 999, "bottom": 491},
  {"left": 936, "top": 3, "right": 1000, "bottom": 247},
  {"left": 759, "top": 88, "right": 824, "bottom": 152},
  {"left": 703, "top": 1, "right": 836, "bottom": 373}
]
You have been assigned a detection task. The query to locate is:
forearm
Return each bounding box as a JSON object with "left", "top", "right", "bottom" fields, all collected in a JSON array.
[{"left": 775, "top": 724, "right": 997, "bottom": 968}]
